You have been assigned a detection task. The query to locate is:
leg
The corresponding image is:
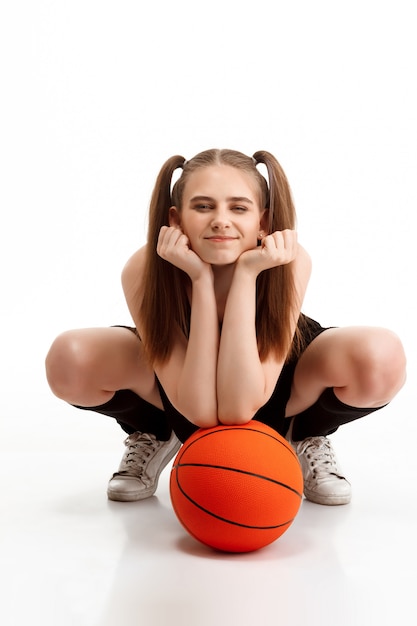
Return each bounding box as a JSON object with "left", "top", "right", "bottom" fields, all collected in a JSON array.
[
  {"left": 45, "top": 326, "right": 162, "bottom": 409},
  {"left": 45, "top": 327, "right": 181, "bottom": 501},
  {"left": 287, "top": 326, "right": 406, "bottom": 419},
  {"left": 45, "top": 325, "right": 172, "bottom": 437},
  {"left": 285, "top": 326, "right": 406, "bottom": 505}
]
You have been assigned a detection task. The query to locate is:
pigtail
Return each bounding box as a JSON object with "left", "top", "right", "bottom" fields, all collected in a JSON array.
[
  {"left": 140, "top": 155, "right": 190, "bottom": 364},
  {"left": 147, "top": 155, "right": 186, "bottom": 248},
  {"left": 252, "top": 151, "right": 304, "bottom": 361},
  {"left": 252, "top": 151, "right": 296, "bottom": 232}
]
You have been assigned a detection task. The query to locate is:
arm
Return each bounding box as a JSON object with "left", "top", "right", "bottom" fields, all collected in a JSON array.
[
  {"left": 155, "top": 227, "right": 220, "bottom": 426},
  {"left": 216, "top": 232, "right": 312, "bottom": 423},
  {"left": 122, "top": 230, "right": 219, "bottom": 428}
]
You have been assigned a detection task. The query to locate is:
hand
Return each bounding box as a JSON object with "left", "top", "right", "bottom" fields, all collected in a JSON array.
[
  {"left": 157, "top": 226, "right": 211, "bottom": 281},
  {"left": 237, "top": 229, "right": 298, "bottom": 275}
]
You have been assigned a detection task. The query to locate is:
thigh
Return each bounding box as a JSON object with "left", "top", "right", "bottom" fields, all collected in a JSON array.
[
  {"left": 285, "top": 327, "right": 344, "bottom": 416},
  {"left": 286, "top": 325, "right": 402, "bottom": 415},
  {"left": 252, "top": 315, "right": 329, "bottom": 432},
  {"left": 45, "top": 326, "right": 162, "bottom": 408}
]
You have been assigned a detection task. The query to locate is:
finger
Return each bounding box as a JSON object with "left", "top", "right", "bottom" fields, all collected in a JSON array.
[
  {"left": 285, "top": 230, "right": 298, "bottom": 257},
  {"left": 157, "top": 226, "right": 179, "bottom": 256},
  {"left": 158, "top": 226, "right": 181, "bottom": 249},
  {"left": 270, "top": 230, "right": 297, "bottom": 254},
  {"left": 263, "top": 231, "right": 283, "bottom": 252},
  {"left": 157, "top": 227, "right": 190, "bottom": 262},
  {"left": 283, "top": 228, "right": 297, "bottom": 243},
  {"left": 157, "top": 226, "right": 168, "bottom": 252}
]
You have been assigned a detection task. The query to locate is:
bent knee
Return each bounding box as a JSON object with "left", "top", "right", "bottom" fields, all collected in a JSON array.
[
  {"left": 45, "top": 330, "right": 98, "bottom": 401},
  {"left": 354, "top": 328, "right": 407, "bottom": 398}
]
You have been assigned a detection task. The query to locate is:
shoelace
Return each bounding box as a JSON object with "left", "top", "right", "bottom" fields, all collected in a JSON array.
[
  {"left": 296, "top": 437, "right": 343, "bottom": 478},
  {"left": 117, "top": 432, "right": 159, "bottom": 476}
]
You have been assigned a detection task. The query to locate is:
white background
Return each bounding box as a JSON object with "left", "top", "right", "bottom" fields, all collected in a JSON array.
[
  {"left": 1, "top": 0, "right": 415, "bottom": 407},
  {"left": 1, "top": 1, "right": 416, "bottom": 625}
]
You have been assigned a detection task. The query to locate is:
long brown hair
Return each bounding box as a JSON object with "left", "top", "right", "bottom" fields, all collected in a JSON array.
[{"left": 139, "top": 149, "right": 305, "bottom": 364}]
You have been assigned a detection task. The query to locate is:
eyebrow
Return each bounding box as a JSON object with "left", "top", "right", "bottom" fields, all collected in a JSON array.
[{"left": 190, "top": 195, "right": 254, "bottom": 204}]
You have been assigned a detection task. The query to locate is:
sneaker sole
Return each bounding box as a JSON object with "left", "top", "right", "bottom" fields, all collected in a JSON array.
[
  {"left": 107, "top": 485, "right": 158, "bottom": 502},
  {"left": 303, "top": 489, "right": 351, "bottom": 506},
  {"left": 107, "top": 436, "right": 181, "bottom": 502}
]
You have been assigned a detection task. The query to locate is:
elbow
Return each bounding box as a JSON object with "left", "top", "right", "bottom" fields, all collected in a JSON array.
[
  {"left": 193, "top": 415, "right": 220, "bottom": 429},
  {"left": 181, "top": 405, "right": 219, "bottom": 429},
  {"left": 218, "top": 404, "right": 258, "bottom": 426},
  {"left": 182, "top": 405, "right": 254, "bottom": 429}
]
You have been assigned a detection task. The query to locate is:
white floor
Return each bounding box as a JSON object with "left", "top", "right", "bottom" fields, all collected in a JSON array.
[
  {"left": 1, "top": 385, "right": 416, "bottom": 626},
  {"left": 2, "top": 3, "right": 416, "bottom": 624}
]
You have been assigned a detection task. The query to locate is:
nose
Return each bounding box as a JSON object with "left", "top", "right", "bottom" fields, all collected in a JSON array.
[{"left": 211, "top": 208, "right": 231, "bottom": 230}]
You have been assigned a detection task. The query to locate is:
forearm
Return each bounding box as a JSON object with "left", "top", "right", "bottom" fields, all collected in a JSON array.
[
  {"left": 174, "top": 273, "right": 219, "bottom": 426},
  {"left": 154, "top": 227, "right": 219, "bottom": 426},
  {"left": 216, "top": 268, "right": 271, "bottom": 423}
]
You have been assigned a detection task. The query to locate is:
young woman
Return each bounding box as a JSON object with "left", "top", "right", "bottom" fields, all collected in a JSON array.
[{"left": 45, "top": 149, "right": 406, "bottom": 506}]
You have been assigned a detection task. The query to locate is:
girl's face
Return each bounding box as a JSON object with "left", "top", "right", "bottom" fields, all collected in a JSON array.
[{"left": 170, "top": 165, "right": 268, "bottom": 266}]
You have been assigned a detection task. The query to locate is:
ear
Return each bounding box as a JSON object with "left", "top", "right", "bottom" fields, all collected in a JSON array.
[
  {"left": 168, "top": 206, "right": 181, "bottom": 227},
  {"left": 259, "top": 209, "right": 269, "bottom": 235}
]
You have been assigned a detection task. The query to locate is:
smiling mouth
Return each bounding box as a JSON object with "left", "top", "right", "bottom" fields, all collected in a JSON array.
[{"left": 205, "top": 236, "right": 237, "bottom": 242}]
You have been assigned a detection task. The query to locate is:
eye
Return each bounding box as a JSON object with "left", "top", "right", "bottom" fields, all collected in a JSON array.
[
  {"left": 194, "top": 203, "right": 213, "bottom": 211},
  {"left": 231, "top": 206, "right": 248, "bottom": 213}
]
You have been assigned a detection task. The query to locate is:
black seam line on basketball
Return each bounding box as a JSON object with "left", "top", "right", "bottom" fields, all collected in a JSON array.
[
  {"left": 181, "top": 424, "right": 299, "bottom": 462},
  {"left": 174, "top": 476, "right": 296, "bottom": 530},
  {"left": 173, "top": 462, "right": 303, "bottom": 499}
]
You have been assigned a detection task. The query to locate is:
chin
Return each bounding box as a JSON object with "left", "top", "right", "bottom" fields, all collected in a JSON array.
[{"left": 201, "top": 251, "right": 241, "bottom": 266}]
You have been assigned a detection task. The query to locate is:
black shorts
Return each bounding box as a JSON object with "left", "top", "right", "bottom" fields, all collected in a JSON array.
[{"left": 118, "top": 315, "right": 329, "bottom": 442}]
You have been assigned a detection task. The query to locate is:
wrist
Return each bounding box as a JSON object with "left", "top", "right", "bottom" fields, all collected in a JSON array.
[
  {"left": 191, "top": 264, "right": 214, "bottom": 286},
  {"left": 234, "top": 260, "right": 259, "bottom": 282}
]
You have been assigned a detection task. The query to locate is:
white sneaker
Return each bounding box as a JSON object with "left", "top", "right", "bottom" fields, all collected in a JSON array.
[
  {"left": 107, "top": 430, "right": 181, "bottom": 502},
  {"left": 290, "top": 433, "right": 352, "bottom": 506}
]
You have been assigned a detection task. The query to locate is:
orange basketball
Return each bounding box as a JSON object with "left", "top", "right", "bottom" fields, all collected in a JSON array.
[{"left": 170, "top": 421, "right": 303, "bottom": 553}]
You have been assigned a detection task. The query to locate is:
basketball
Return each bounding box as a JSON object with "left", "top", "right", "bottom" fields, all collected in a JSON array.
[{"left": 169, "top": 421, "right": 303, "bottom": 553}]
